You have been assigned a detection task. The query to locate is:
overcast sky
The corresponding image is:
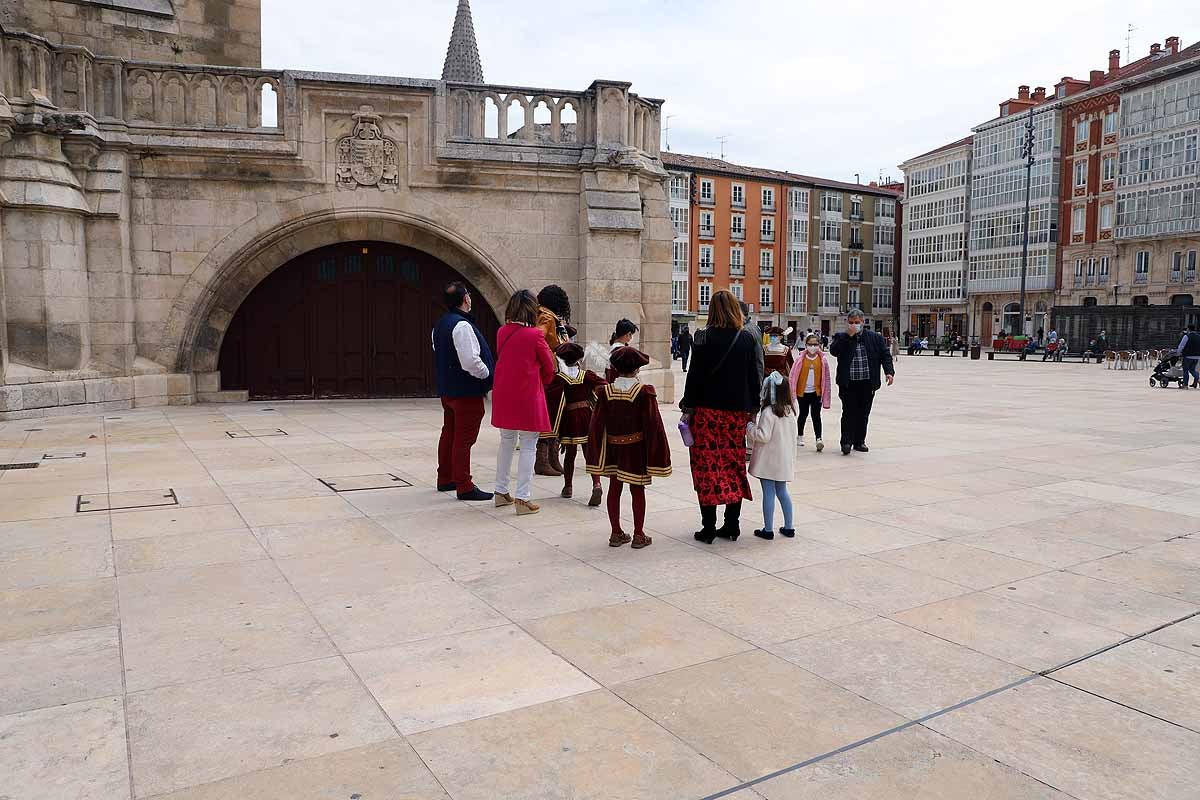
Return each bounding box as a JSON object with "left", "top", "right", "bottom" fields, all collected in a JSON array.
[{"left": 263, "top": 1, "right": 1188, "bottom": 182}]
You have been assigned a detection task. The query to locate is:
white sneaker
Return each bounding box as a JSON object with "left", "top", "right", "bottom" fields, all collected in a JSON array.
[
  {"left": 816, "top": 438, "right": 824, "bottom": 452},
  {"left": 797, "top": 438, "right": 805, "bottom": 447}
]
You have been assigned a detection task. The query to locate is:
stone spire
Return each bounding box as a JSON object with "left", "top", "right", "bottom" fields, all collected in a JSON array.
[{"left": 441, "top": 0, "right": 485, "bottom": 83}]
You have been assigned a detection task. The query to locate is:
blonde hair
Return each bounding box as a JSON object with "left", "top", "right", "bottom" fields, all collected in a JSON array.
[{"left": 705, "top": 290, "right": 744, "bottom": 330}]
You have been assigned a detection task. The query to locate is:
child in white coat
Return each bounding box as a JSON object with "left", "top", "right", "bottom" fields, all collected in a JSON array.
[{"left": 747, "top": 372, "right": 797, "bottom": 540}]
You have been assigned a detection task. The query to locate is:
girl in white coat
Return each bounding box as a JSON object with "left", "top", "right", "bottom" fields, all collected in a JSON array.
[{"left": 747, "top": 372, "right": 797, "bottom": 540}]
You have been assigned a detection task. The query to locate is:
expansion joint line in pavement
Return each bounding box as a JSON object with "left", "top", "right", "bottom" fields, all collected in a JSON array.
[{"left": 696, "top": 608, "right": 1200, "bottom": 800}]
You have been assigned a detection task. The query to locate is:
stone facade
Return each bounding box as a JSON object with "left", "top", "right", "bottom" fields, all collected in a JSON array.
[{"left": 0, "top": 18, "right": 671, "bottom": 418}]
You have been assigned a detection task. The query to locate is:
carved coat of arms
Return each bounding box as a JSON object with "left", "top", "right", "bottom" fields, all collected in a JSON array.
[{"left": 335, "top": 105, "right": 399, "bottom": 190}]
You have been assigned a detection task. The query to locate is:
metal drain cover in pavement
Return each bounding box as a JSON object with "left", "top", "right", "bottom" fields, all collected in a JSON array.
[
  {"left": 226, "top": 428, "right": 289, "bottom": 438},
  {"left": 78, "top": 489, "right": 178, "bottom": 512},
  {"left": 319, "top": 473, "right": 413, "bottom": 492},
  {"left": 0, "top": 462, "right": 39, "bottom": 470},
  {"left": 43, "top": 452, "right": 87, "bottom": 460}
]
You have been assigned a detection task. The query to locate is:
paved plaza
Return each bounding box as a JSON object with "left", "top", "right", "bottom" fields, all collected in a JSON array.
[{"left": 2, "top": 356, "right": 1200, "bottom": 799}]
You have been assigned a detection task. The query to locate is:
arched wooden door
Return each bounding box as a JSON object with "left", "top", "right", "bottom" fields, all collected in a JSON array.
[{"left": 218, "top": 241, "right": 501, "bottom": 399}]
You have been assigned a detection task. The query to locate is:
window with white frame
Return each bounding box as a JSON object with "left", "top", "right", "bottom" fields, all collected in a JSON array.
[
  {"left": 1100, "top": 203, "right": 1113, "bottom": 230},
  {"left": 731, "top": 183, "right": 745, "bottom": 206},
  {"left": 1173, "top": 251, "right": 1184, "bottom": 276},
  {"left": 700, "top": 179, "right": 714, "bottom": 203},
  {"left": 761, "top": 187, "right": 775, "bottom": 209},
  {"left": 698, "top": 282, "right": 712, "bottom": 307},
  {"left": 847, "top": 287, "right": 860, "bottom": 307},
  {"left": 1087, "top": 257, "right": 1096, "bottom": 277},
  {"left": 851, "top": 197, "right": 862, "bottom": 217},
  {"left": 759, "top": 249, "right": 773, "bottom": 273},
  {"left": 821, "top": 192, "right": 842, "bottom": 213},
  {"left": 1075, "top": 119, "right": 1089, "bottom": 143},
  {"left": 874, "top": 251, "right": 894, "bottom": 278},
  {"left": 1103, "top": 110, "right": 1117, "bottom": 135},
  {"left": 820, "top": 220, "right": 840, "bottom": 241},
  {"left": 819, "top": 284, "right": 839, "bottom": 308},
  {"left": 820, "top": 251, "right": 840, "bottom": 275},
  {"left": 1101, "top": 154, "right": 1116, "bottom": 181},
  {"left": 786, "top": 248, "right": 808, "bottom": 275},
  {"left": 1074, "top": 159, "right": 1087, "bottom": 187},
  {"left": 730, "top": 247, "right": 744, "bottom": 273},
  {"left": 670, "top": 175, "right": 689, "bottom": 201},
  {"left": 875, "top": 224, "right": 895, "bottom": 246},
  {"left": 1072, "top": 206, "right": 1085, "bottom": 234},
  {"left": 872, "top": 286, "right": 891, "bottom": 309},
  {"left": 1190, "top": 250, "right": 1198, "bottom": 274},
  {"left": 700, "top": 210, "right": 714, "bottom": 235},
  {"left": 672, "top": 278, "right": 688, "bottom": 311},
  {"left": 698, "top": 244, "right": 714, "bottom": 273},
  {"left": 788, "top": 187, "right": 810, "bottom": 213},
  {"left": 672, "top": 241, "right": 688, "bottom": 273},
  {"left": 670, "top": 206, "right": 689, "bottom": 237},
  {"left": 731, "top": 213, "right": 745, "bottom": 236},
  {"left": 1100, "top": 256, "right": 1110, "bottom": 276},
  {"left": 1136, "top": 250, "right": 1151, "bottom": 276},
  {"left": 760, "top": 285, "right": 772, "bottom": 310},
  {"left": 848, "top": 254, "right": 861, "bottom": 278},
  {"left": 787, "top": 283, "right": 806, "bottom": 312},
  {"left": 730, "top": 283, "right": 743, "bottom": 301},
  {"left": 876, "top": 198, "right": 896, "bottom": 219},
  {"left": 1075, "top": 258, "right": 1085, "bottom": 277},
  {"left": 788, "top": 217, "right": 808, "bottom": 243},
  {"left": 761, "top": 217, "right": 774, "bottom": 239}
]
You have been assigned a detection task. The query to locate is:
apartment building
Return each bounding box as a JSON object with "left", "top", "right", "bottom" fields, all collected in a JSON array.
[
  {"left": 899, "top": 136, "right": 972, "bottom": 339},
  {"left": 661, "top": 153, "right": 901, "bottom": 336},
  {"left": 668, "top": 170, "right": 694, "bottom": 329}
]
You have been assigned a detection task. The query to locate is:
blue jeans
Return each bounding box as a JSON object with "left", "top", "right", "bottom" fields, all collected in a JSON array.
[
  {"left": 760, "top": 478, "right": 793, "bottom": 531},
  {"left": 1185, "top": 357, "right": 1200, "bottom": 387}
]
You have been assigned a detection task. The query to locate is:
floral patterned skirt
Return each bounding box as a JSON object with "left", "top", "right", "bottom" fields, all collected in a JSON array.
[{"left": 689, "top": 407, "right": 753, "bottom": 506}]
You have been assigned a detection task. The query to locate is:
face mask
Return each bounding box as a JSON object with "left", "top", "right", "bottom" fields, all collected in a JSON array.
[
  {"left": 768, "top": 336, "right": 780, "bottom": 346},
  {"left": 806, "top": 345, "right": 819, "bottom": 354},
  {"left": 848, "top": 323, "right": 862, "bottom": 335}
]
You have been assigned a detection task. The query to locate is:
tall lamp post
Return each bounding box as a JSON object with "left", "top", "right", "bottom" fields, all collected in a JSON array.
[{"left": 1018, "top": 106, "right": 1036, "bottom": 339}]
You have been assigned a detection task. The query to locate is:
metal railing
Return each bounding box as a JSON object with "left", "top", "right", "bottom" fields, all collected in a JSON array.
[
  {"left": 732, "top": 198, "right": 746, "bottom": 209},
  {"left": 1134, "top": 273, "right": 1149, "bottom": 284},
  {"left": 731, "top": 230, "right": 746, "bottom": 241},
  {"left": 760, "top": 231, "right": 775, "bottom": 242},
  {"left": 730, "top": 264, "right": 746, "bottom": 276},
  {"left": 699, "top": 226, "right": 715, "bottom": 238}
]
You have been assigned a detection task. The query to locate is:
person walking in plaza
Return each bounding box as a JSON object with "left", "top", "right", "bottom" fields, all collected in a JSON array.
[
  {"left": 433, "top": 281, "right": 494, "bottom": 502},
  {"left": 533, "top": 285, "right": 573, "bottom": 477},
  {"left": 748, "top": 372, "right": 798, "bottom": 540},
  {"left": 677, "top": 326, "right": 693, "bottom": 372},
  {"left": 1177, "top": 324, "right": 1200, "bottom": 388},
  {"left": 492, "top": 290, "right": 557, "bottom": 515},
  {"left": 680, "top": 290, "right": 763, "bottom": 544},
  {"left": 543, "top": 341, "right": 607, "bottom": 505},
  {"left": 605, "top": 318, "right": 639, "bottom": 382},
  {"left": 830, "top": 308, "right": 895, "bottom": 456},
  {"left": 789, "top": 332, "right": 830, "bottom": 451},
  {"left": 586, "top": 346, "right": 672, "bottom": 549}
]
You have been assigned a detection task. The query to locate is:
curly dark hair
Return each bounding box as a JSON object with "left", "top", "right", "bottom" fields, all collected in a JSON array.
[{"left": 536, "top": 284, "right": 572, "bottom": 321}]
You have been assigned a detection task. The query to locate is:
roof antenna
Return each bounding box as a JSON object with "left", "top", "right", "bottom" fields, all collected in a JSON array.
[
  {"left": 717, "top": 135, "right": 729, "bottom": 160},
  {"left": 1126, "top": 23, "right": 1137, "bottom": 63},
  {"left": 664, "top": 114, "right": 675, "bottom": 151}
]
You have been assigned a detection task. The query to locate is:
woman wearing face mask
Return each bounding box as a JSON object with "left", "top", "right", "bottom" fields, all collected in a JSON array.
[
  {"left": 788, "top": 333, "right": 831, "bottom": 451},
  {"left": 762, "top": 326, "right": 794, "bottom": 378}
]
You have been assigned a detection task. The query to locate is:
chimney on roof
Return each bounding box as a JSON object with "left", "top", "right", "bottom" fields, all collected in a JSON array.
[
  {"left": 1150, "top": 43, "right": 1162, "bottom": 56},
  {"left": 1166, "top": 36, "right": 1180, "bottom": 54},
  {"left": 1032, "top": 86, "right": 1046, "bottom": 101},
  {"left": 1018, "top": 85, "right": 1030, "bottom": 100},
  {"left": 1109, "top": 49, "right": 1121, "bottom": 72},
  {"left": 1090, "top": 69, "right": 1105, "bottom": 86}
]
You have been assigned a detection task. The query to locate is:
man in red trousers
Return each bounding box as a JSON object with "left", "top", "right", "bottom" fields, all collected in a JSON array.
[{"left": 432, "top": 282, "right": 495, "bottom": 501}]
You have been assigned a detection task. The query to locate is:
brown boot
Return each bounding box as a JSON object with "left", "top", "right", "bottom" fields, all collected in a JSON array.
[
  {"left": 549, "top": 442, "right": 565, "bottom": 475},
  {"left": 631, "top": 532, "right": 653, "bottom": 549},
  {"left": 561, "top": 483, "right": 573, "bottom": 499},
  {"left": 588, "top": 484, "right": 603, "bottom": 507},
  {"left": 534, "top": 440, "right": 562, "bottom": 476}
]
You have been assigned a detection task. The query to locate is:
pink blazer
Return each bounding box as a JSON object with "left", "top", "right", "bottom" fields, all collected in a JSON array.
[
  {"left": 491, "top": 323, "right": 556, "bottom": 432},
  {"left": 788, "top": 351, "right": 832, "bottom": 409}
]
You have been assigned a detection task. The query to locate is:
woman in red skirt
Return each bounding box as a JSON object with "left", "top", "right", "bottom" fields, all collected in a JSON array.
[{"left": 679, "top": 290, "right": 765, "bottom": 543}]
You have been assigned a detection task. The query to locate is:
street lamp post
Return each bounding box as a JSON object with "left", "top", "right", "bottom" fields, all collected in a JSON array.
[{"left": 1018, "top": 106, "right": 1036, "bottom": 340}]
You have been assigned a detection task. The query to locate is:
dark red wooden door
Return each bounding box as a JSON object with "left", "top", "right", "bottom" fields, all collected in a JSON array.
[{"left": 218, "top": 242, "right": 499, "bottom": 399}]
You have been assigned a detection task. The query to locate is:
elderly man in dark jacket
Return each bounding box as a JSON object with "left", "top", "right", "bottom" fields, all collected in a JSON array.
[{"left": 829, "top": 309, "right": 895, "bottom": 456}]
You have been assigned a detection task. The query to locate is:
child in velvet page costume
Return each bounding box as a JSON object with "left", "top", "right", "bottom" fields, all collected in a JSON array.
[
  {"left": 542, "top": 342, "right": 607, "bottom": 506},
  {"left": 586, "top": 346, "right": 672, "bottom": 549}
]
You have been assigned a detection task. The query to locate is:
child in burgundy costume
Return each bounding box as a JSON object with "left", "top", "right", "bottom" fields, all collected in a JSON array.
[
  {"left": 542, "top": 342, "right": 607, "bottom": 506},
  {"left": 586, "top": 346, "right": 672, "bottom": 549}
]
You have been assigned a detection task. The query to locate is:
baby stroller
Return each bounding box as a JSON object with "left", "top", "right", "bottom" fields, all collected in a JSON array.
[{"left": 1150, "top": 350, "right": 1186, "bottom": 388}]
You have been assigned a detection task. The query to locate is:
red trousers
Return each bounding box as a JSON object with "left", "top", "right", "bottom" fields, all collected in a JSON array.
[{"left": 437, "top": 396, "right": 485, "bottom": 493}]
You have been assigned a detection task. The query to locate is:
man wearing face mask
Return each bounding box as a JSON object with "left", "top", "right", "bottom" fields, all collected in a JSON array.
[{"left": 829, "top": 309, "right": 895, "bottom": 456}]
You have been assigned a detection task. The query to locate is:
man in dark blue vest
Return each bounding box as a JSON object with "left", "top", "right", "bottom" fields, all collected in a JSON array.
[{"left": 433, "top": 281, "right": 495, "bottom": 501}]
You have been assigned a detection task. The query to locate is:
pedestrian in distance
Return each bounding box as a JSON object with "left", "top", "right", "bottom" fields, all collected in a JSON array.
[
  {"left": 788, "top": 332, "right": 831, "bottom": 452},
  {"left": 586, "top": 346, "right": 672, "bottom": 549},
  {"left": 543, "top": 341, "right": 606, "bottom": 504},
  {"left": 680, "top": 290, "right": 763, "bottom": 544},
  {"left": 748, "top": 372, "right": 798, "bottom": 540},
  {"left": 432, "top": 281, "right": 495, "bottom": 501},
  {"left": 491, "top": 290, "right": 557, "bottom": 516},
  {"left": 677, "top": 326, "right": 693, "bottom": 372},
  {"left": 830, "top": 308, "right": 895, "bottom": 456},
  {"left": 1177, "top": 324, "right": 1200, "bottom": 388}
]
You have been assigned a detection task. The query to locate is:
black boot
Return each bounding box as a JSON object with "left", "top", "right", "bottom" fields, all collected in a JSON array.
[
  {"left": 695, "top": 505, "right": 718, "bottom": 544},
  {"left": 779, "top": 527, "right": 796, "bottom": 539},
  {"left": 694, "top": 527, "right": 717, "bottom": 544},
  {"left": 715, "top": 502, "right": 741, "bottom": 541}
]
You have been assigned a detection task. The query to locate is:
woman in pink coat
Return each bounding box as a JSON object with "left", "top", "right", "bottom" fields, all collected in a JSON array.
[
  {"left": 492, "top": 289, "right": 556, "bottom": 515},
  {"left": 787, "top": 332, "right": 832, "bottom": 451}
]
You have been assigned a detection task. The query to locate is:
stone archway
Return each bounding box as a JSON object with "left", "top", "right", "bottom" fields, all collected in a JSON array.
[{"left": 162, "top": 206, "right": 515, "bottom": 377}]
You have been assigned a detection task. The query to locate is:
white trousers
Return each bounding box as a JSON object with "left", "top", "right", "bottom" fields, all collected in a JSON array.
[{"left": 495, "top": 429, "right": 540, "bottom": 501}]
